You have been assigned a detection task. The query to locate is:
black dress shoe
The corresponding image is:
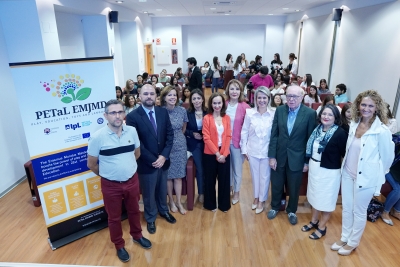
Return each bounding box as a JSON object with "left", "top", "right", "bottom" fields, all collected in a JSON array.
[
  {"left": 133, "top": 236, "right": 152, "bottom": 249},
  {"left": 147, "top": 222, "right": 156, "bottom": 234},
  {"left": 160, "top": 212, "right": 176, "bottom": 224},
  {"left": 116, "top": 247, "right": 130, "bottom": 262}
]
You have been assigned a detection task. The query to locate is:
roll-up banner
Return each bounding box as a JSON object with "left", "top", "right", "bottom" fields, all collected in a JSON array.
[{"left": 10, "top": 57, "right": 115, "bottom": 249}]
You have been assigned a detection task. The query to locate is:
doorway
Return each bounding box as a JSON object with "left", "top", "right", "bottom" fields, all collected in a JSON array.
[{"left": 144, "top": 44, "right": 154, "bottom": 74}]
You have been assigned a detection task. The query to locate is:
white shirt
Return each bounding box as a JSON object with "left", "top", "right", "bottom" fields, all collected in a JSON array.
[
  {"left": 387, "top": 118, "right": 398, "bottom": 134},
  {"left": 240, "top": 108, "right": 275, "bottom": 158},
  {"left": 300, "top": 81, "right": 315, "bottom": 88},
  {"left": 216, "top": 122, "right": 224, "bottom": 147},
  {"left": 233, "top": 64, "right": 243, "bottom": 77},
  {"left": 226, "top": 103, "right": 238, "bottom": 144},
  {"left": 303, "top": 95, "right": 321, "bottom": 105}
]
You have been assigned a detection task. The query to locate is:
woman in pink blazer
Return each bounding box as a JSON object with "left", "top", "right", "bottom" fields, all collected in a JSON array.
[{"left": 225, "top": 79, "right": 250, "bottom": 204}]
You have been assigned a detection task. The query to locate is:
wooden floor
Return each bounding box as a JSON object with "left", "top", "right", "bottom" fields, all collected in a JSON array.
[
  {"left": 1, "top": 88, "right": 399, "bottom": 266},
  {"left": 1, "top": 160, "right": 399, "bottom": 267}
]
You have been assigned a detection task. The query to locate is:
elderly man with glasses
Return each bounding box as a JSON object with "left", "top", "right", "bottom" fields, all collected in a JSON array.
[{"left": 267, "top": 85, "right": 317, "bottom": 225}]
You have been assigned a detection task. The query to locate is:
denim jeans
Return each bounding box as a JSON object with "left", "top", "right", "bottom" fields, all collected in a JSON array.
[
  {"left": 211, "top": 77, "right": 219, "bottom": 93},
  {"left": 384, "top": 172, "right": 400, "bottom": 212}
]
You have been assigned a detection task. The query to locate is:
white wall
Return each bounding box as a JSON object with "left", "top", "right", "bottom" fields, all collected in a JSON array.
[
  {"left": 298, "top": 14, "right": 334, "bottom": 84},
  {"left": 119, "top": 22, "right": 140, "bottom": 84},
  {"left": 331, "top": 1, "right": 400, "bottom": 106},
  {"left": 152, "top": 16, "right": 286, "bottom": 75},
  {"left": 0, "top": 22, "right": 30, "bottom": 196},
  {"left": 55, "top": 12, "right": 86, "bottom": 59},
  {"left": 82, "top": 15, "right": 110, "bottom": 58},
  {"left": 0, "top": 0, "right": 45, "bottom": 62}
]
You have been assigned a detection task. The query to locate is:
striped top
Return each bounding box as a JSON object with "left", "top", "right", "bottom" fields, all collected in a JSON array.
[{"left": 88, "top": 124, "right": 140, "bottom": 181}]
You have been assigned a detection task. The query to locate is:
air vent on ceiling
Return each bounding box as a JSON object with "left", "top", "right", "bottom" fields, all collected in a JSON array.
[
  {"left": 213, "top": 1, "right": 235, "bottom": 5},
  {"left": 147, "top": 13, "right": 155, "bottom": 16}
]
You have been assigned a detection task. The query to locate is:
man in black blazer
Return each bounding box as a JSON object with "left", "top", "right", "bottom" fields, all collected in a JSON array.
[
  {"left": 126, "top": 84, "right": 175, "bottom": 234},
  {"left": 186, "top": 57, "right": 202, "bottom": 91},
  {"left": 267, "top": 85, "right": 317, "bottom": 225}
]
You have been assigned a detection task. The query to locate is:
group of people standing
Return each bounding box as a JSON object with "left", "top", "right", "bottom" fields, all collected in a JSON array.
[{"left": 88, "top": 53, "right": 396, "bottom": 261}]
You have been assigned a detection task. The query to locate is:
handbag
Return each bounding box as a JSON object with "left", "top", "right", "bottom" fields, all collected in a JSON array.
[
  {"left": 205, "top": 68, "right": 214, "bottom": 79},
  {"left": 367, "top": 197, "right": 384, "bottom": 222}
]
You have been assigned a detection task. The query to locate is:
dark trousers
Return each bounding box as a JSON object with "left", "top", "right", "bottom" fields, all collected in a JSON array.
[
  {"left": 191, "top": 142, "right": 205, "bottom": 194},
  {"left": 138, "top": 168, "right": 169, "bottom": 222},
  {"left": 270, "top": 159, "right": 303, "bottom": 213},
  {"left": 101, "top": 175, "right": 142, "bottom": 249},
  {"left": 203, "top": 154, "right": 231, "bottom": 212}
]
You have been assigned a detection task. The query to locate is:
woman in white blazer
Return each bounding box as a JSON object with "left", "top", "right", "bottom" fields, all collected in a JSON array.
[{"left": 331, "top": 90, "right": 394, "bottom": 256}]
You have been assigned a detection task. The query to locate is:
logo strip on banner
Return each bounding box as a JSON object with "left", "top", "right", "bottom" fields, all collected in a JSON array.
[{"left": 10, "top": 57, "right": 115, "bottom": 250}]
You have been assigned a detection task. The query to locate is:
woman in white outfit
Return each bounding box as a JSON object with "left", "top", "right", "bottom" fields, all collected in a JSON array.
[
  {"left": 331, "top": 90, "right": 394, "bottom": 255},
  {"left": 240, "top": 86, "right": 275, "bottom": 214},
  {"left": 301, "top": 104, "right": 347, "bottom": 239}
]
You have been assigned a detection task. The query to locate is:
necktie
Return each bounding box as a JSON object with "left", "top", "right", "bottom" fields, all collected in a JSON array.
[{"left": 149, "top": 110, "right": 157, "bottom": 135}]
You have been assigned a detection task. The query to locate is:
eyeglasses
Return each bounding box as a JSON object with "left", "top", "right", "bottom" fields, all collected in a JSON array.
[
  {"left": 286, "top": 95, "right": 301, "bottom": 100},
  {"left": 107, "top": 111, "right": 125, "bottom": 116}
]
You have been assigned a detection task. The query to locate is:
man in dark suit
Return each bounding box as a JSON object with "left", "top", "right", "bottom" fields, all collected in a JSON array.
[
  {"left": 268, "top": 85, "right": 317, "bottom": 225},
  {"left": 186, "top": 57, "right": 202, "bottom": 91},
  {"left": 126, "top": 84, "right": 176, "bottom": 234}
]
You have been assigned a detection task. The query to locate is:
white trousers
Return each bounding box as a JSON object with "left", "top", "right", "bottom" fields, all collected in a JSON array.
[
  {"left": 248, "top": 156, "right": 271, "bottom": 202},
  {"left": 341, "top": 169, "right": 375, "bottom": 247},
  {"left": 230, "top": 145, "right": 244, "bottom": 192}
]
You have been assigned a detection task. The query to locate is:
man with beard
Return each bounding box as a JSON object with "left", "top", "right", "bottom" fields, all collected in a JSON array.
[
  {"left": 126, "top": 84, "right": 176, "bottom": 234},
  {"left": 87, "top": 99, "right": 151, "bottom": 262}
]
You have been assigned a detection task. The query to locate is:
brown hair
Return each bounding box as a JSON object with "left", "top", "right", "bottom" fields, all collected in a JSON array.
[
  {"left": 207, "top": 92, "right": 226, "bottom": 116},
  {"left": 351, "top": 90, "right": 388, "bottom": 125},
  {"left": 159, "top": 85, "right": 179, "bottom": 107},
  {"left": 188, "top": 89, "right": 207, "bottom": 112},
  {"left": 124, "top": 94, "right": 135, "bottom": 108},
  {"left": 225, "top": 79, "right": 245, "bottom": 103}
]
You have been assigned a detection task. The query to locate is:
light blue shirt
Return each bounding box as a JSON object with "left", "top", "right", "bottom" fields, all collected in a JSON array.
[
  {"left": 141, "top": 105, "right": 157, "bottom": 125},
  {"left": 287, "top": 104, "right": 301, "bottom": 135},
  {"left": 335, "top": 94, "right": 348, "bottom": 103}
]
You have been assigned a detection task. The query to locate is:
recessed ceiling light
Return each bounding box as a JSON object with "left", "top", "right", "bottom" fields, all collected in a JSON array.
[
  {"left": 115, "top": 1, "right": 123, "bottom": 3},
  {"left": 143, "top": 11, "right": 148, "bottom": 13},
  {"left": 295, "top": 10, "right": 300, "bottom": 12},
  {"left": 268, "top": 14, "right": 273, "bottom": 15},
  {"left": 225, "top": 14, "right": 230, "bottom": 15},
  {"left": 139, "top": 0, "right": 147, "bottom": 2},
  {"left": 210, "top": 8, "right": 216, "bottom": 10},
  {"left": 156, "top": 9, "right": 162, "bottom": 11},
  {"left": 282, "top": 8, "right": 289, "bottom": 10}
]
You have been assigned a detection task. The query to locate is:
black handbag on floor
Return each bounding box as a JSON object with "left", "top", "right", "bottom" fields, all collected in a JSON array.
[{"left": 367, "top": 197, "right": 384, "bottom": 222}]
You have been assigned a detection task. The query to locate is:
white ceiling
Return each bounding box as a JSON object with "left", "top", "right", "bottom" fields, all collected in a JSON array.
[{"left": 104, "top": 0, "right": 339, "bottom": 17}]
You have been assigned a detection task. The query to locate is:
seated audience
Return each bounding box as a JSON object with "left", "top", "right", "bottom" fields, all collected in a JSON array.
[
  {"left": 270, "top": 94, "right": 284, "bottom": 110},
  {"left": 302, "top": 104, "right": 347, "bottom": 240},
  {"left": 116, "top": 86, "right": 123, "bottom": 101},
  {"left": 201, "top": 61, "right": 210, "bottom": 79},
  {"left": 270, "top": 53, "right": 283, "bottom": 72},
  {"left": 142, "top": 72, "right": 150, "bottom": 83},
  {"left": 249, "top": 55, "right": 263, "bottom": 73},
  {"left": 318, "top": 79, "right": 330, "bottom": 94},
  {"left": 316, "top": 95, "right": 342, "bottom": 114},
  {"left": 134, "top": 75, "right": 144, "bottom": 95},
  {"left": 386, "top": 103, "right": 398, "bottom": 134},
  {"left": 340, "top": 103, "right": 352, "bottom": 134},
  {"left": 300, "top": 74, "right": 315, "bottom": 90},
  {"left": 270, "top": 80, "right": 285, "bottom": 96},
  {"left": 170, "top": 76, "right": 182, "bottom": 95},
  {"left": 249, "top": 66, "right": 274, "bottom": 89},
  {"left": 181, "top": 88, "right": 191, "bottom": 106},
  {"left": 124, "top": 79, "right": 135, "bottom": 95},
  {"left": 159, "top": 70, "right": 170, "bottom": 83},
  {"left": 151, "top": 75, "right": 164, "bottom": 89},
  {"left": 124, "top": 94, "right": 139, "bottom": 114},
  {"left": 303, "top": 85, "right": 321, "bottom": 105},
  {"left": 334, "top": 83, "right": 349, "bottom": 103}
]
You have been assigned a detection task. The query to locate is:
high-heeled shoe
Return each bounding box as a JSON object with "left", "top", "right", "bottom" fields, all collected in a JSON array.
[
  {"left": 331, "top": 241, "right": 347, "bottom": 251},
  {"left": 232, "top": 198, "right": 239, "bottom": 205},
  {"left": 381, "top": 211, "right": 393, "bottom": 226},
  {"left": 251, "top": 204, "right": 257, "bottom": 210},
  {"left": 338, "top": 245, "right": 357, "bottom": 256},
  {"left": 255, "top": 206, "right": 264, "bottom": 214}
]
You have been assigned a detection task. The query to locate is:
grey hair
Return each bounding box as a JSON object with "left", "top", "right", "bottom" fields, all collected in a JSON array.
[
  {"left": 287, "top": 85, "right": 305, "bottom": 96},
  {"left": 104, "top": 99, "right": 124, "bottom": 113},
  {"left": 254, "top": 86, "right": 271, "bottom": 109}
]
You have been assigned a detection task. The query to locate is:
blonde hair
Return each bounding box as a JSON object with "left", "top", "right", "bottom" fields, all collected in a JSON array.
[
  {"left": 254, "top": 86, "right": 270, "bottom": 109},
  {"left": 160, "top": 85, "right": 179, "bottom": 107},
  {"left": 351, "top": 90, "right": 388, "bottom": 125},
  {"left": 225, "top": 79, "right": 245, "bottom": 102}
]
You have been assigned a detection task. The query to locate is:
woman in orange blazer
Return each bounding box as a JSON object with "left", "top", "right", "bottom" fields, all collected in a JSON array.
[{"left": 203, "top": 92, "right": 232, "bottom": 212}]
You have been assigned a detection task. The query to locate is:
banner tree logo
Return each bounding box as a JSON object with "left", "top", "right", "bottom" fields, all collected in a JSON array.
[{"left": 41, "top": 74, "right": 91, "bottom": 103}]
